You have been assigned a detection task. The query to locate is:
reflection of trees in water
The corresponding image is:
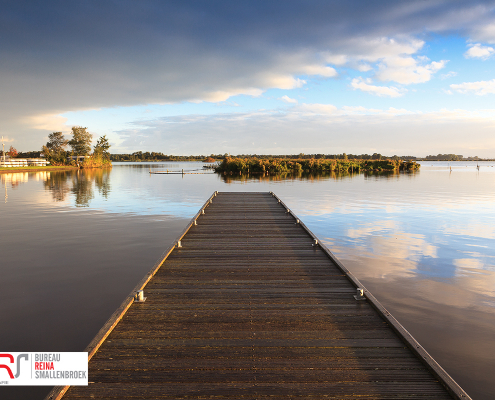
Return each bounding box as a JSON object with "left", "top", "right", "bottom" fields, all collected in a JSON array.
[
  {"left": 43, "top": 171, "right": 71, "bottom": 202},
  {"left": 218, "top": 169, "right": 419, "bottom": 183},
  {"left": 219, "top": 171, "right": 358, "bottom": 183},
  {"left": 71, "top": 171, "right": 94, "bottom": 207},
  {"left": 93, "top": 169, "right": 111, "bottom": 199},
  {"left": 43, "top": 169, "right": 111, "bottom": 206},
  {"left": 363, "top": 169, "right": 419, "bottom": 180}
]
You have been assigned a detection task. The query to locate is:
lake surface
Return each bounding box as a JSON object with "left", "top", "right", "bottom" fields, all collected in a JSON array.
[{"left": 1, "top": 161, "right": 494, "bottom": 399}]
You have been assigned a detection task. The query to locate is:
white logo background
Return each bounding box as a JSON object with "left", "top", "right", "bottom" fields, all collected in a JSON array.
[{"left": 0, "top": 352, "right": 88, "bottom": 386}]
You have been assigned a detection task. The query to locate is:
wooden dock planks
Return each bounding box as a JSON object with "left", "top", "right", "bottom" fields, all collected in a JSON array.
[{"left": 48, "top": 192, "right": 470, "bottom": 399}]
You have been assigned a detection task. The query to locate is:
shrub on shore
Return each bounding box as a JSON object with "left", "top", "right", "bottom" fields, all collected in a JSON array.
[
  {"left": 79, "top": 153, "right": 112, "bottom": 169},
  {"left": 214, "top": 157, "right": 419, "bottom": 174}
]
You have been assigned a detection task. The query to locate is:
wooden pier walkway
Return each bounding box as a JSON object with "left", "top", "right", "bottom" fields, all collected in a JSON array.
[{"left": 47, "top": 192, "right": 470, "bottom": 399}]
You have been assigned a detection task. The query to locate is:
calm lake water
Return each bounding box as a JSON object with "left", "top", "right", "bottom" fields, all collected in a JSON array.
[{"left": 1, "top": 161, "right": 494, "bottom": 399}]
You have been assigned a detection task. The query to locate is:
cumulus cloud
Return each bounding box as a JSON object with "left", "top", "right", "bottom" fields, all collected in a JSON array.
[
  {"left": 27, "top": 114, "right": 71, "bottom": 132},
  {"left": 297, "top": 103, "right": 338, "bottom": 114},
  {"left": 279, "top": 95, "right": 298, "bottom": 104},
  {"left": 450, "top": 79, "right": 495, "bottom": 95},
  {"left": 464, "top": 43, "right": 495, "bottom": 59},
  {"left": 300, "top": 65, "right": 338, "bottom": 77},
  {"left": 441, "top": 71, "right": 458, "bottom": 80},
  {"left": 376, "top": 56, "right": 447, "bottom": 84},
  {"left": 351, "top": 78, "right": 406, "bottom": 97},
  {"left": 471, "top": 23, "right": 495, "bottom": 44}
]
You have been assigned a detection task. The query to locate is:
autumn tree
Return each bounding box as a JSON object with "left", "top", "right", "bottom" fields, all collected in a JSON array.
[
  {"left": 7, "top": 146, "right": 18, "bottom": 158},
  {"left": 68, "top": 126, "right": 92, "bottom": 155}
]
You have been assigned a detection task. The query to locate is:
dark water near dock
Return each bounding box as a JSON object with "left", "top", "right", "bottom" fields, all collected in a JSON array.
[{"left": 1, "top": 161, "right": 494, "bottom": 399}]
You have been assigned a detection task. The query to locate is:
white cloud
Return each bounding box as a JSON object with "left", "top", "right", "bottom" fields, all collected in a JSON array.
[
  {"left": 199, "top": 88, "right": 264, "bottom": 103},
  {"left": 301, "top": 65, "right": 338, "bottom": 77},
  {"left": 376, "top": 57, "right": 448, "bottom": 84},
  {"left": 450, "top": 79, "right": 495, "bottom": 95},
  {"left": 337, "top": 106, "right": 414, "bottom": 116},
  {"left": 322, "top": 37, "right": 447, "bottom": 85},
  {"left": 351, "top": 77, "right": 406, "bottom": 97},
  {"left": 356, "top": 63, "right": 373, "bottom": 72},
  {"left": 297, "top": 103, "right": 337, "bottom": 114},
  {"left": 27, "top": 113, "right": 69, "bottom": 132},
  {"left": 464, "top": 43, "right": 495, "bottom": 59},
  {"left": 471, "top": 23, "right": 495, "bottom": 44},
  {"left": 263, "top": 75, "right": 306, "bottom": 90},
  {"left": 441, "top": 71, "right": 458, "bottom": 80},
  {"left": 358, "top": 36, "right": 425, "bottom": 60},
  {"left": 279, "top": 95, "right": 298, "bottom": 104},
  {"left": 340, "top": 105, "right": 381, "bottom": 114},
  {"left": 323, "top": 54, "right": 348, "bottom": 65}
]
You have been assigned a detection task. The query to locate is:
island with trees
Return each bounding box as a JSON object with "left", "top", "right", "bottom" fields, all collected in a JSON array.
[
  {"left": 42, "top": 127, "right": 111, "bottom": 168},
  {"left": 214, "top": 156, "right": 420, "bottom": 175}
]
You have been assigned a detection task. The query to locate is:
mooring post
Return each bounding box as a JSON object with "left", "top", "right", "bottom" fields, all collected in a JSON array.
[
  {"left": 354, "top": 288, "right": 366, "bottom": 301},
  {"left": 134, "top": 290, "right": 146, "bottom": 302}
]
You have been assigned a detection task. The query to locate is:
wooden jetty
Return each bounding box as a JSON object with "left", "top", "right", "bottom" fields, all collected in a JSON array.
[{"left": 46, "top": 192, "right": 470, "bottom": 399}]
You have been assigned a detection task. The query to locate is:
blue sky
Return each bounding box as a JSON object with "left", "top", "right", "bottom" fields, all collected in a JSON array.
[{"left": 2, "top": 1, "right": 495, "bottom": 157}]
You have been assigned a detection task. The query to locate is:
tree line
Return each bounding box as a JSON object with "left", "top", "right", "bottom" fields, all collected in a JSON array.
[
  {"left": 110, "top": 152, "right": 228, "bottom": 162},
  {"left": 422, "top": 154, "right": 482, "bottom": 161},
  {"left": 109, "top": 152, "right": 418, "bottom": 162}
]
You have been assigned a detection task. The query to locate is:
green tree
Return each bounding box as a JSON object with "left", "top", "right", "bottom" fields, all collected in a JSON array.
[
  {"left": 93, "top": 135, "right": 111, "bottom": 159},
  {"left": 68, "top": 126, "right": 92, "bottom": 155},
  {"left": 42, "top": 131, "right": 69, "bottom": 165},
  {"left": 47, "top": 132, "right": 68, "bottom": 153}
]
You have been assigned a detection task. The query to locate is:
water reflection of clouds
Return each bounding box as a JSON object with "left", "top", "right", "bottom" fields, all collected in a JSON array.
[
  {"left": 454, "top": 258, "right": 485, "bottom": 272},
  {"left": 326, "top": 243, "right": 418, "bottom": 280},
  {"left": 443, "top": 224, "right": 495, "bottom": 240},
  {"left": 346, "top": 221, "right": 438, "bottom": 260}
]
